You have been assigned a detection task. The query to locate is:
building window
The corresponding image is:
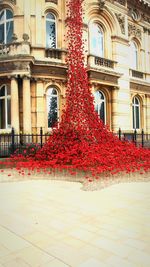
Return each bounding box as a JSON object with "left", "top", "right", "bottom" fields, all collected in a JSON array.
[
  {"left": 0, "top": 9, "right": 13, "bottom": 44},
  {"left": 132, "top": 96, "right": 140, "bottom": 129},
  {"left": 94, "top": 90, "right": 106, "bottom": 124},
  {"left": 46, "top": 12, "right": 56, "bottom": 48},
  {"left": 0, "top": 85, "right": 11, "bottom": 129},
  {"left": 47, "top": 87, "right": 59, "bottom": 128},
  {"left": 130, "top": 41, "right": 138, "bottom": 70},
  {"left": 90, "top": 23, "right": 104, "bottom": 57}
]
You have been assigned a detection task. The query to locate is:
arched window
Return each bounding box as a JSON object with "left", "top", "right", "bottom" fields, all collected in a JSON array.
[
  {"left": 0, "top": 85, "right": 11, "bottom": 129},
  {"left": 132, "top": 96, "right": 140, "bottom": 129},
  {"left": 130, "top": 41, "right": 138, "bottom": 70},
  {"left": 46, "top": 12, "right": 56, "bottom": 48},
  {"left": 0, "top": 9, "right": 13, "bottom": 44},
  {"left": 90, "top": 23, "right": 104, "bottom": 57},
  {"left": 94, "top": 90, "right": 106, "bottom": 124},
  {"left": 46, "top": 87, "right": 59, "bottom": 128}
]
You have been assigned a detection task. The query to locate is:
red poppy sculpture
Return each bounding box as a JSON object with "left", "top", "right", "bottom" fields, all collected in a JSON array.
[{"left": 3, "top": 0, "right": 150, "bottom": 179}]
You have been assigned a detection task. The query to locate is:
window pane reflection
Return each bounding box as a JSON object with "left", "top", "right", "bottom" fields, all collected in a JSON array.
[
  {"left": 94, "top": 91, "right": 106, "bottom": 124},
  {"left": 47, "top": 88, "right": 58, "bottom": 128}
]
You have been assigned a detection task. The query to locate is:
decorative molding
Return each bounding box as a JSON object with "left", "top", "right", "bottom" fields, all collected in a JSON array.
[
  {"left": 0, "top": 0, "right": 16, "bottom": 5},
  {"left": 128, "top": 23, "right": 142, "bottom": 40},
  {"left": 45, "top": 0, "right": 58, "bottom": 4},
  {"left": 22, "top": 33, "right": 30, "bottom": 42},
  {"left": 130, "top": 82, "right": 150, "bottom": 93},
  {"left": 99, "top": 0, "right": 106, "bottom": 11},
  {"left": 88, "top": 70, "right": 119, "bottom": 85},
  {"left": 115, "top": 13, "right": 125, "bottom": 34},
  {"left": 128, "top": 8, "right": 141, "bottom": 22},
  {"left": 114, "top": 0, "right": 126, "bottom": 6},
  {"left": 141, "top": 13, "right": 150, "bottom": 24},
  {"left": 143, "top": 27, "right": 150, "bottom": 35}
]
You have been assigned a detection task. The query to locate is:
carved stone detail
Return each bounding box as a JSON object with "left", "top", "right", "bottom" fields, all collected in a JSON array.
[
  {"left": 99, "top": 0, "right": 106, "bottom": 11},
  {"left": 11, "top": 33, "right": 18, "bottom": 42},
  {"left": 128, "top": 8, "right": 141, "bottom": 22},
  {"left": 141, "top": 13, "right": 150, "bottom": 24},
  {"left": 115, "top": 0, "right": 126, "bottom": 6},
  {"left": 143, "top": 27, "right": 150, "bottom": 35},
  {"left": 115, "top": 13, "right": 125, "bottom": 34},
  {"left": 0, "top": 0, "right": 16, "bottom": 5},
  {"left": 22, "top": 33, "right": 29, "bottom": 42},
  {"left": 45, "top": 0, "right": 58, "bottom": 4},
  {"left": 128, "top": 23, "right": 142, "bottom": 40}
]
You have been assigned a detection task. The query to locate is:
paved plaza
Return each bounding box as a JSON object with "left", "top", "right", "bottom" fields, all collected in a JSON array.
[{"left": 0, "top": 174, "right": 150, "bottom": 267}]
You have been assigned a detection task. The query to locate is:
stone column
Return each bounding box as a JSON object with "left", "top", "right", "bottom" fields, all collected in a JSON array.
[
  {"left": 112, "top": 87, "right": 118, "bottom": 132},
  {"left": 23, "top": 76, "right": 31, "bottom": 133},
  {"left": 36, "top": 80, "right": 45, "bottom": 133},
  {"left": 11, "top": 76, "right": 20, "bottom": 133}
]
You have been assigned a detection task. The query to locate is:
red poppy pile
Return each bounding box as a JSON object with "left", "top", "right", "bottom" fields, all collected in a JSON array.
[{"left": 1, "top": 0, "right": 150, "bottom": 180}]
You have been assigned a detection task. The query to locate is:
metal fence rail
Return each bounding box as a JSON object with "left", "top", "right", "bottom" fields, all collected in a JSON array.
[
  {"left": 0, "top": 128, "right": 50, "bottom": 158},
  {"left": 0, "top": 128, "right": 150, "bottom": 158}
]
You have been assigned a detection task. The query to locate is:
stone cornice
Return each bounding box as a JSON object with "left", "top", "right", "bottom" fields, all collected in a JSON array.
[{"left": 111, "top": 35, "right": 129, "bottom": 45}]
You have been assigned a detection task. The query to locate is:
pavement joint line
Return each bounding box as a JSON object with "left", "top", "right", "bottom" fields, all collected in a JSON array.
[{"left": 0, "top": 223, "right": 71, "bottom": 267}]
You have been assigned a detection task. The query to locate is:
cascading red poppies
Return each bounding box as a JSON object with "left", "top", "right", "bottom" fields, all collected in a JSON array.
[{"left": 1, "top": 0, "right": 150, "bottom": 180}]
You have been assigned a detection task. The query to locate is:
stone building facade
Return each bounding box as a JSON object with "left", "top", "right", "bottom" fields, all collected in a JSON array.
[{"left": 0, "top": 0, "right": 150, "bottom": 134}]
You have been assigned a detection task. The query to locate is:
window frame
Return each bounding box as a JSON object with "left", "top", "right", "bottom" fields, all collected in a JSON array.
[
  {"left": 94, "top": 90, "right": 106, "bottom": 124},
  {"left": 89, "top": 22, "right": 104, "bottom": 58},
  {"left": 130, "top": 41, "right": 138, "bottom": 70},
  {"left": 46, "top": 12, "right": 57, "bottom": 49},
  {"left": 0, "top": 8, "right": 13, "bottom": 44},
  {"left": 132, "top": 96, "right": 140, "bottom": 130},
  {"left": 0, "top": 84, "right": 11, "bottom": 130},
  {"left": 46, "top": 87, "right": 59, "bottom": 129}
]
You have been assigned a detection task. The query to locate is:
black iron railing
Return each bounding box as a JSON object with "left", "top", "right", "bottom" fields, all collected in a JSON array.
[
  {"left": 0, "top": 128, "right": 150, "bottom": 158},
  {"left": 0, "top": 128, "right": 51, "bottom": 158},
  {"left": 118, "top": 128, "right": 150, "bottom": 148}
]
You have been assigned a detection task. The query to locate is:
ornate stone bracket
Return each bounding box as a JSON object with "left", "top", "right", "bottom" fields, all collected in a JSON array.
[
  {"left": 115, "top": 13, "right": 125, "bottom": 34},
  {"left": 128, "top": 23, "right": 142, "bottom": 40}
]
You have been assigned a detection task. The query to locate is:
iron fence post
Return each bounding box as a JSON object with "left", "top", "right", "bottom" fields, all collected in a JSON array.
[
  {"left": 11, "top": 127, "right": 15, "bottom": 154},
  {"left": 134, "top": 129, "right": 137, "bottom": 146},
  {"left": 40, "top": 127, "right": 43, "bottom": 148},
  {"left": 118, "top": 128, "right": 121, "bottom": 140},
  {"left": 142, "top": 129, "right": 144, "bottom": 147}
]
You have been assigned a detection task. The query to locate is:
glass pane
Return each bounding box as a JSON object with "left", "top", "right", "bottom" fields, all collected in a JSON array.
[
  {"left": 6, "top": 21, "right": 13, "bottom": 43},
  {"left": 91, "top": 24, "right": 104, "bottom": 57},
  {"left": 0, "top": 86, "right": 5, "bottom": 97},
  {"left": 136, "top": 106, "right": 140, "bottom": 129},
  {"left": 135, "top": 97, "right": 139, "bottom": 105},
  {"left": 0, "top": 24, "right": 4, "bottom": 43},
  {"left": 100, "top": 102, "right": 105, "bottom": 123},
  {"left": 0, "top": 99, "right": 6, "bottom": 129},
  {"left": 46, "top": 21, "right": 56, "bottom": 48},
  {"left": 7, "top": 98, "right": 11, "bottom": 126},
  {"left": 46, "top": 13, "right": 55, "bottom": 20},
  {"left": 130, "top": 42, "right": 137, "bottom": 69},
  {"left": 47, "top": 96, "right": 58, "bottom": 128},
  {"left": 132, "top": 107, "right": 135, "bottom": 129},
  {"left": 0, "top": 10, "right": 4, "bottom": 22},
  {"left": 7, "top": 86, "right": 11, "bottom": 96},
  {"left": 47, "top": 88, "right": 57, "bottom": 96},
  {"left": 99, "top": 91, "right": 104, "bottom": 100},
  {"left": 6, "top": 10, "right": 13, "bottom": 20}
]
